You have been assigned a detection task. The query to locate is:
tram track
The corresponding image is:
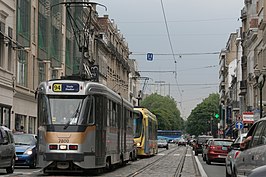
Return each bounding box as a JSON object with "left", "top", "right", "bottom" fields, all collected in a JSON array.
[{"left": 126, "top": 146, "right": 189, "bottom": 177}]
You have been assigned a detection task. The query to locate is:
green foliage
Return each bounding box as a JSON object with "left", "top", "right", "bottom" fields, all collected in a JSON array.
[
  {"left": 140, "top": 93, "right": 183, "bottom": 130},
  {"left": 186, "top": 93, "right": 219, "bottom": 137}
]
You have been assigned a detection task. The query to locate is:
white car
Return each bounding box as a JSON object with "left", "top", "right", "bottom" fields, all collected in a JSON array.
[
  {"left": 225, "top": 133, "right": 247, "bottom": 177},
  {"left": 157, "top": 139, "right": 169, "bottom": 149}
]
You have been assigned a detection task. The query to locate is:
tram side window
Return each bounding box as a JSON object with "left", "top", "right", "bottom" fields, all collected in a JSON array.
[
  {"left": 86, "top": 96, "right": 95, "bottom": 124},
  {"left": 112, "top": 102, "right": 117, "bottom": 127},
  {"left": 107, "top": 100, "right": 110, "bottom": 126},
  {"left": 127, "top": 109, "right": 133, "bottom": 133},
  {"left": 134, "top": 112, "right": 142, "bottom": 138},
  {"left": 38, "top": 94, "right": 48, "bottom": 125},
  {"left": 148, "top": 119, "right": 152, "bottom": 140}
]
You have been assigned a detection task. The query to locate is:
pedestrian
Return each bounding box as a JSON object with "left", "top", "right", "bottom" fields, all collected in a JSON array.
[{"left": 21, "top": 125, "right": 25, "bottom": 133}]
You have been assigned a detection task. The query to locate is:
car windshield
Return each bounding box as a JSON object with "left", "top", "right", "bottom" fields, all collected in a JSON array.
[
  {"left": 14, "top": 134, "right": 36, "bottom": 145},
  {"left": 198, "top": 136, "right": 213, "bottom": 143},
  {"left": 158, "top": 139, "right": 167, "bottom": 143},
  {"left": 213, "top": 140, "right": 233, "bottom": 146}
]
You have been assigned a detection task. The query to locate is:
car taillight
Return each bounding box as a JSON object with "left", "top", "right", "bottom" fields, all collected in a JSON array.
[
  {"left": 209, "top": 146, "right": 215, "bottom": 150},
  {"left": 49, "top": 145, "right": 58, "bottom": 150},
  {"left": 69, "top": 145, "right": 78, "bottom": 150},
  {"left": 234, "top": 151, "right": 240, "bottom": 159}
]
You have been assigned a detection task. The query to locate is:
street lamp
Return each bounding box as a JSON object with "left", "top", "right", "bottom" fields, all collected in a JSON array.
[{"left": 255, "top": 67, "right": 266, "bottom": 118}]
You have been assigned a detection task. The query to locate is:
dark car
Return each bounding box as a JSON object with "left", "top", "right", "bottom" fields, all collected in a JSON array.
[
  {"left": 157, "top": 139, "right": 169, "bottom": 149},
  {"left": 194, "top": 135, "right": 213, "bottom": 156},
  {"left": 177, "top": 138, "right": 187, "bottom": 146},
  {"left": 0, "top": 126, "right": 16, "bottom": 174},
  {"left": 13, "top": 134, "right": 37, "bottom": 168},
  {"left": 204, "top": 138, "right": 233, "bottom": 165}
]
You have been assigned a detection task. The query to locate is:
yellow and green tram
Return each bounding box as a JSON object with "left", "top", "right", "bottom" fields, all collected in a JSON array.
[{"left": 133, "top": 107, "right": 158, "bottom": 157}]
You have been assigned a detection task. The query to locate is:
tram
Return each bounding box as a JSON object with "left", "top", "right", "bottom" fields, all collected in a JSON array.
[
  {"left": 133, "top": 107, "right": 158, "bottom": 156},
  {"left": 36, "top": 78, "right": 136, "bottom": 172}
]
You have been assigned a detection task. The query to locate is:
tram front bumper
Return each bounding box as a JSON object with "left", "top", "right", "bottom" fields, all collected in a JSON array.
[{"left": 44, "top": 153, "right": 85, "bottom": 162}]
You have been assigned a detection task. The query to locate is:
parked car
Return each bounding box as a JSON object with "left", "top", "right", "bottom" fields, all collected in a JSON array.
[
  {"left": 177, "top": 138, "right": 187, "bottom": 146},
  {"left": 225, "top": 133, "right": 247, "bottom": 177},
  {"left": 247, "top": 165, "right": 266, "bottom": 177},
  {"left": 157, "top": 139, "right": 169, "bottom": 149},
  {"left": 0, "top": 126, "right": 16, "bottom": 174},
  {"left": 204, "top": 138, "right": 233, "bottom": 165},
  {"left": 235, "top": 117, "right": 266, "bottom": 176},
  {"left": 13, "top": 133, "right": 37, "bottom": 168},
  {"left": 194, "top": 135, "right": 213, "bottom": 156}
]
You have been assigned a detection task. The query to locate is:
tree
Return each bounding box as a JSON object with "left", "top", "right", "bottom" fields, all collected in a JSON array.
[
  {"left": 140, "top": 93, "right": 183, "bottom": 130},
  {"left": 186, "top": 93, "right": 219, "bottom": 137}
]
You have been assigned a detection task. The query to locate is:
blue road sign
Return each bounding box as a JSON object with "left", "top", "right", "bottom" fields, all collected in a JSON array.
[
  {"left": 235, "top": 121, "right": 244, "bottom": 130},
  {"left": 147, "top": 53, "right": 153, "bottom": 61}
]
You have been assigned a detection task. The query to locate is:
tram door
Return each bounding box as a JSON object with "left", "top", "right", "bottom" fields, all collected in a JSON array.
[
  {"left": 118, "top": 104, "right": 124, "bottom": 156},
  {"left": 95, "top": 96, "right": 106, "bottom": 165},
  {"left": 144, "top": 118, "right": 149, "bottom": 154}
]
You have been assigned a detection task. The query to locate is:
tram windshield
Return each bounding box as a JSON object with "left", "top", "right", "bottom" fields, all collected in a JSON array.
[
  {"left": 38, "top": 94, "right": 94, "bottom": 126},
  {"left": 133, "top": 111, "right": 143, "bottom": 138}
]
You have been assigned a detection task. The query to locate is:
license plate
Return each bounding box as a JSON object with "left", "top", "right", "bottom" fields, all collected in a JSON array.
[
  {"left": 222, "top": 147, "right": 227, "bottom": 150},
  {"left": 218, "top": 155, "right": 226, "bottom": 158}
]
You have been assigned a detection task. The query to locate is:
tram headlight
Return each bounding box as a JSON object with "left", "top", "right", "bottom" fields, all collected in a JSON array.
[
  {"left": 59, "top": 145, "right": 67, "bottom": 150},
  {"left": 24, "top": 149, "right": 33, "bottom": 155},
  {"left": 137, "top": 142, "right": 141, "bottom": 146}
]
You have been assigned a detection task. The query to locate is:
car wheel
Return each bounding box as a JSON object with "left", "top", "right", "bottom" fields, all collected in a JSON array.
[
  {"left": 195, "top": 151, "right": 198, "bottom": 156},
  {"left": 203, "top": 154, "right": 206, "bottom": 161},
  {"left": 6, "top": 157, "right": 15, "bottom": 174},
  {"left": 29, "top": 156, "right": 37, "bottom": 169},
  {"left": 105, "top": 157, "right": 112, "bottom": 171},
  {"left": 206, "top": 157, "right": 211, "bottom": 165},
  {"left": 232, "top": 167, "right": 237, "bottom": 177},
  {"left": 225, "top": 166, "right": 231, "bottom": 177}
]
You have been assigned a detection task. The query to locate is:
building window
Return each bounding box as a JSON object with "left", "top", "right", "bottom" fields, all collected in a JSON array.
[
  {"left": 28, "top": 116, "right": 36, "bottom": 134},
  {"left": 0, "top": 21, "right": 5, "bottom": 68},
  {"left": 33, "top": 7, "right": 36, "bottom": 43},
  {"left": 17, "top": 50, "right": 28, "bottom": 87},
  {"left": 0, "top": 105, "right": 11, "bottom": 129},
  {"left": 17, "top": 0, "right": 30, "bottom": 40},
  {"left": 15, "top": 114, "right": 26, "bottom": 132},
  {"left": 38, "top": 62, "right": 45, "bottom": 83}
]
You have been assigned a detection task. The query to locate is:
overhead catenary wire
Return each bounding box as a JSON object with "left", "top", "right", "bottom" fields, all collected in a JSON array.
[{"left": 160, "top": 0, "right": 183, "bottom": 112}]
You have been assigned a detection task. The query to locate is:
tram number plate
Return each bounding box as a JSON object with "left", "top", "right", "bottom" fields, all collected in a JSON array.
[{"left": 59, "top": 139, "right": 69, "bottom": 143}]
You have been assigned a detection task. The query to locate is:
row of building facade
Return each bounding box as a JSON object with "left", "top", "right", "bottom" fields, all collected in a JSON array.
[
  {"left": 0, "top": 0, "right": 140, "bottom": 134},
  {"left": 219, "top": 0, "right": 266, "bottom": 136}
]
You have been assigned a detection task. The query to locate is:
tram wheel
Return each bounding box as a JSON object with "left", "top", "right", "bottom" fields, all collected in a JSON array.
[{"left": 105, "top": 158, "right": 112, "bottom": 171}]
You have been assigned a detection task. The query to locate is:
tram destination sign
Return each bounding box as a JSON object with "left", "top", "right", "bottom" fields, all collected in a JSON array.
[{"left": 53, "top": 83, "right": 79, "bottom": 92}]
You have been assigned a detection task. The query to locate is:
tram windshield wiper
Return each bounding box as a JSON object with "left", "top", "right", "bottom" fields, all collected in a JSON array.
[
  {"left": 64, "top": 102, "right": 82, "bottom": 129},
  {"left": 63, "top": 120, "right": 71, "bottom": 130}
]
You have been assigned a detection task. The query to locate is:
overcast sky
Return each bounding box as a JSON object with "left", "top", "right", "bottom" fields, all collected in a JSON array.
[{"left": 96, "top": 0, "right": 244, "bottom": 119}]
